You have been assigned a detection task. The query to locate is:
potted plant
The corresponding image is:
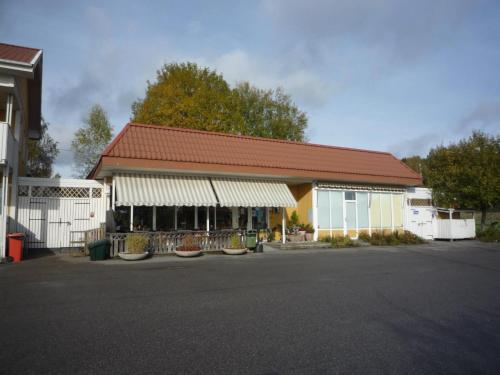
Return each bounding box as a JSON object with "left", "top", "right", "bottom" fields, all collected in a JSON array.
[
  {"left": 223, "top": 233, "right": 247, "bottom": 255},
  {"left": 303, "top": 224, "right": 314, "bottom": 241},
  {"left": 119, "top": 234, "right": 149, "bottom": 260},
  {"left": 175, "top": 234, "right": 202, "bottom": 257}
]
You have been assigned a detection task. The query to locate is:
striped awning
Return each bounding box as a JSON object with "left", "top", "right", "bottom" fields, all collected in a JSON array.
[
  {"left": 115, "top": 173, "right": 218, "bottom": 207},
  {"left": 211, "top": 178, "right": 297, "bottom": 207}
]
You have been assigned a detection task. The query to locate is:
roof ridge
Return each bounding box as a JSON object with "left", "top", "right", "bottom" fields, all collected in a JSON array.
[
  {"left": 0, "top": 42, "right": 41, "bottom": 52},
  {"left": 127, "top": 122, "right": 393, "bottom": 156}
]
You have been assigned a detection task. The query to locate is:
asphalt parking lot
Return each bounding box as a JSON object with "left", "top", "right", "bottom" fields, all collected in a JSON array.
[{"left": 1, "top": 241, "right": 499, "bottom": 374}]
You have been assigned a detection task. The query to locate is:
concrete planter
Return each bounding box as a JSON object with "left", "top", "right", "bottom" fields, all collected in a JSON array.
[
  {"left": 222, "top": 248, "right": 247, "bottom": 255},
  {"left": 118, "top": 252, "right": 148, "bottom": 261},
  {"left": 174, "top": 249, "right": 202, "bottom": 257},
  {"left": 305, "top": 233, "right": 314, "bottom": 241}
]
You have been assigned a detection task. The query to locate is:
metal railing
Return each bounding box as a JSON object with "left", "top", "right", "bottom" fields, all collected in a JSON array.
[{"left": 107, "top": 230, "right": 246, "bottom": 257}]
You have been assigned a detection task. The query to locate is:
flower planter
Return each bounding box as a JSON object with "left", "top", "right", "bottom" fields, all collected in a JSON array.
[
  {"left": 305, "top": 233, "right": 314, "bottom": 241},
  {"left": 174, "top": 249, "right": 202, "bottom": 257},
  {"left": 222, "top": 248, "right": 247, "bottom": 255},
  {"left": 118, "top": 252, "right": 148, "bottom": 261}
]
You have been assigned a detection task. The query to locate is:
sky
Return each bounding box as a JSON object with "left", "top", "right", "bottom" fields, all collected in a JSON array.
[{"left": 1, "top": 0, "right": 500, "bottom": 177}]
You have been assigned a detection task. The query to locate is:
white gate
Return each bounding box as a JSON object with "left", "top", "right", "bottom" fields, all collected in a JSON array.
[{"left": 15, "top": 178, "right": 107, "bottom": 249}]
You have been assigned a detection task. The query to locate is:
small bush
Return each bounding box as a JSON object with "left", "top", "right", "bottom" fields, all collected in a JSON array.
[
  {"left": 126, "top": 234, "right": 149, "bottom": 254},
  {"left": 358, "top": 232, "right": 371, "bottom": 242},
  {"left": 320, "top": 235, "right": 333, "bottom": 243},
  {"left": 477, "top": 223, "right": 500, "bottom": 242},
  {"left": 331, "top": 235, "right": 359, "bottom": 248},
  {"left": 230, "top": 233, "right": 245, "bottom": 249},
  {"left": 177, "top": 234, "right": 202, "bottom": 251},
  {"left": 363, "top": 231, "right": 424, "bottom": 246}
]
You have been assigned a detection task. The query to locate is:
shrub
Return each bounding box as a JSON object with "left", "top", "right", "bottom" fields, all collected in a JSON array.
[
  {"left": 358, "top": 232, "right": 371, "bottom": 242},
  {"left": 362, "top": 231, "right": 424, "bottom": 246},
  {"left": 320, "top": 235, "right": 333, "bottom": 243},
  {"left": 230, "top": 233, "right": 245, "bottom": 249},
  {"left": 477, "top": 223, "right": 500, "bottom": 242},
  {"left": 126, "top": 234, "right": 149, "bottom": 254},
  {"left": 290, "top": 211, "right": 300, "bottom": 226},
  {"left": 331, "top": 235, "right": 359, "bottom": 248},
  {"left": 177, "top": 234, "right": 202, "bottom": 251}
]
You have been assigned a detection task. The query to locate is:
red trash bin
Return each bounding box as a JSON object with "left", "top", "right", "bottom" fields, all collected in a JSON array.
[{"left": 7, "top": 233, "right": 25, "bottom": 262}]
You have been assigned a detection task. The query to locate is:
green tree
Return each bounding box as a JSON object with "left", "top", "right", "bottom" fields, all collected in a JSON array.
[
  {"left": 401, "top": 155, "right": 427, "bottom": 184},
  {"left": 132, "top": 62, "right": 242, "bottom": 133},
  {"left": 132, "top": 62, "right": 308, "bottom": 141},
  {"left": 233, "top": 82, "right": 307, "bottom": 141},
  {"left": 26, "top": 117, "right": 59, "bottom": 177},
  {"left": 71, "top": 104, "right": 113, "bottom": 178},
  {"left": 426, "top": 131, "right": 500, "bottom": 230}
]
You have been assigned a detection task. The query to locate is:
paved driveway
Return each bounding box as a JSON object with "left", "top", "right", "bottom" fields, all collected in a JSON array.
[{"left": 1, "top": 241, "right": 499, "bottom": 374}]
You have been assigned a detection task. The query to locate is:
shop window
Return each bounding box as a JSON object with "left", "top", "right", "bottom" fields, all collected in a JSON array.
[
  {"left": 252, "top": 207, "right": 268, "bottom": 229},
  {"left": 157, "top": 206, "right": 175, "bottom": 231},
  {"left": 357, "top": 192, "right": 369, "bottom": 228},
  {"left": 133, "top": 206, "right": 153, "bottom": 231},
  {"left": 216, "top": 207, "right": 233, "bottom": 229},
  {"left": 177, "top": 206, "right": 195, "bottom": 230},
  {"left": 114, "top": 206, "right": 131, "bottom": 232}
]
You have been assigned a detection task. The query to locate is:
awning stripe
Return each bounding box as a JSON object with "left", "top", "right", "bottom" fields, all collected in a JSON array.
[
  {"left": 115, "top": 173, "right": 218, "bottom": 207},
  {"left": 211, "top": 178, "right": 297, "bottom": 207}
]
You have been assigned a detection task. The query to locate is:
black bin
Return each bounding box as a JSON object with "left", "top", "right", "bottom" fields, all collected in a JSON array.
[{"left": 89, "top": 239, "right": 111, "bottom": 261}]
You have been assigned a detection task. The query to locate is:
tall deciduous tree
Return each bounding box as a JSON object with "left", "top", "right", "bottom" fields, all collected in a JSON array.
[
  {"left": 426, "top": 131, "right": 500, "bottom": 229},
  {"left": 233, "top": 82, "right": 307, "bottom": 141},
  {"left": 26, "top": 117, "right": 59, "bottom": 177},
  {"left": 132, "top": 62, "right": 308, "bottom": 142},
  {"left": 71, "top": 104, "right": 113, "bottom": 178}
]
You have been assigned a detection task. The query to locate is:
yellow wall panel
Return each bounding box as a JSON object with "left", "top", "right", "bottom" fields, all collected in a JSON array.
[{"left": 393, "top": 194, "right": 403, "bottom": 227}]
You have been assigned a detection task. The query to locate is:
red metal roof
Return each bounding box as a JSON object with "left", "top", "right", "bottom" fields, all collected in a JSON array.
[
  {"left": 91, "top": 123, "right": 422, "bottom": 186},
  {"left": 0, "top": 43, "right": 41, "bottom": 64}
]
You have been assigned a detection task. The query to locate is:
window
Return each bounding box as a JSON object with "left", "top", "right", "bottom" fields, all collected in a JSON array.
[
  {"left": 357, "top": 192, "right": 369, "bottom": 228},
  {"left": 133, "top": 206, "right": 153, "bottom": 231},
  {"left": 252, "top": 207, "right": 268, "bottom": 229},
  {"left": 330, "top": 191, "right": 343, "bottom": 229},
  {"left": 217, "top": 207, "right": 233, "bottom": 229},
  {"left": 344, "top": 191, "right": 356, "bottom": 201},
  {"left": 317, "top": 191, "right": 330, "bottom": 229},
  {"left": 177, "top": 206, "right": 195, "bottom": 230},
  {"left": 380, "top": 193, "right": 392, "bottom": 228},
  {"left": 157, "top": 206, "right": 175, "bottom": 231},
  {"left": 114, "top": 206, "right": 130, "bottom": 232}
]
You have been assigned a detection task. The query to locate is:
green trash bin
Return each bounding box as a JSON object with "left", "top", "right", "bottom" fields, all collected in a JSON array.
[
  {"left": 246, "top": 230, "right": 257, "bottom": 249},
  {"left": 88, "top": 239, "right": 111, "bottom": 261}
]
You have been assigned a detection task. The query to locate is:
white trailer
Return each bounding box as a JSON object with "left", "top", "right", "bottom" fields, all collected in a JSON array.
[{"left": 405, "top": 187, "right": 476, "bottom": 240}]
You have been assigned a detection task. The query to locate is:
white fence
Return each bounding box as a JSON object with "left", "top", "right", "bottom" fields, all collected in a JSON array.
[
  {"left": 435, "top": 219, "right": 476, "bottom": 240},
  {"left": 15, "top": 177, "right": 107, "bottom": 248}
]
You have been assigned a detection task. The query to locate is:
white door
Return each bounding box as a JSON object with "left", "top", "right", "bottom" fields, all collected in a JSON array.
[{"left": 408, "top": 207, "right": 434, "bottom": 239}]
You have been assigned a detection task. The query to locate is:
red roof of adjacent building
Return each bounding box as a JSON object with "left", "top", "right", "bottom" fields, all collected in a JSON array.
[
  {"left": 0, "top": 43, "right": 41, "bottom": 64},
  {"left": 90, "top": 123, "right": 422, "bottom": 186}
]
